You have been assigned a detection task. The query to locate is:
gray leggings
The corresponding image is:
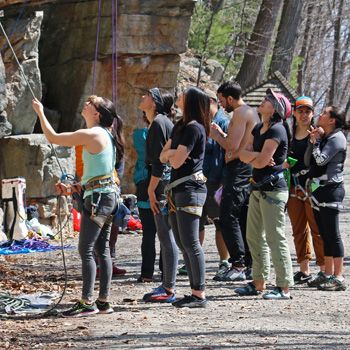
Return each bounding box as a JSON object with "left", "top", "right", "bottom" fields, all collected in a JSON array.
[
  {"left": 154, "top": 213, "right": 178, "bottom": 289},
  {"left": 78, "top": 192, "right": 118, "bottom": 301},
  {"left": 169, "top": 191, "right": 207, "bottom": 291}
]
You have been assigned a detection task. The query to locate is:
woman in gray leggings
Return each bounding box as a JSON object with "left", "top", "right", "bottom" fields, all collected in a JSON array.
[
  {"left": 160, "top": 87, "right": 211, "bottom": 308},
  {"left": 32, "top": 95, "right": 123, "bottom": 317},
  {"left": 138, "top": 88, "right": 179, "bottom": 303}
]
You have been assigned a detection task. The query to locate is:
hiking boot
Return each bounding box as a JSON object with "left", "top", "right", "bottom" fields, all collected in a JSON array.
[
  {"left": 95, "top": 299, "right": 114, "bottom": 314},
  {"left": 143, "top": 286, "right": 176, "bottom": 303},
  {"left": 172, "top": 295, "right": 207, "bottom": 308},
  {"left": 262, "top": 287, "right": 291, "bottom": 300},
  {"left": 293, "top": 271, "right": 312, "bottom": 285},
  {"left": 234, "top": 282, "right": 262, "bottom": 296},
  {"left": 178, "top": 265, "right": 188, "bottom": 276},
  {"left": 222, "top": 267, "right": 246, "bottom": 282},
  {"left": 213, "top": 261, "right": 230, "bottom": 281},
  {"left": 307, "top": 271, "right": 327, "bottom": 288},
  {"left": 61, "top": 300, "right": 99, "bottom": 318},
  {"left": 317, "top": 276, "right": 347, "bottom": 291}
]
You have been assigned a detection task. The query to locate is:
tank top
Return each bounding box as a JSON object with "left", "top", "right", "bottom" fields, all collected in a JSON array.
[{"left": 82, "top": 127, "right": 116, "bottom": 198}]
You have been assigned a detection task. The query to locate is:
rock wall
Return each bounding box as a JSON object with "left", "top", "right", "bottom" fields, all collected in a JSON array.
[
  {"left": 0, "top": 135, "right": 74, "bottom": 198},
  {"left": 0, "top": 0, "right": 195, "bottom": 194}
]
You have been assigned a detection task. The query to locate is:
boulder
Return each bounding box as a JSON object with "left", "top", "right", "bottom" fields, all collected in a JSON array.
[
  {"left": 0, "top": 11, "right": 43, "bottom": 135},
  {"left": 0, "top": 134, "right": 75, "bottom": 198}
]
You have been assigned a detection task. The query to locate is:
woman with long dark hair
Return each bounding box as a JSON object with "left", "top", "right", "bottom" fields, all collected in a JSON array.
[
  {"left": 32, "top": 95, "right": 124, "bottom": 317},
  {"left": 160, "top": 86, "right": 210, "bottom": 308},
  {"left": 287, "top": 96, "right": 324, "bottom": 285},
  {"left": 139, "top": 88, "right": 179, "bottom": 303},
  {"left": 305, "top": 106, "right": 347, "bottom": 291},
  {"left": 237, "top": 89, "right": 294, "bottom": 299}
]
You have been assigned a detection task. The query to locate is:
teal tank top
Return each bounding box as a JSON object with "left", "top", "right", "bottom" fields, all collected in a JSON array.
[{"left": 82, "top": 127, "right": 117, "bottom": 198}]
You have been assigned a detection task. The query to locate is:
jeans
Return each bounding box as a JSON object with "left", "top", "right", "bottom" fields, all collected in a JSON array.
[
  {"left": 79, "top": 192, "right": 118, "bottom": 300},
  {"left": 169, "top": 191, "right": 207, "bottom": 291},
  {"left": 312, "top": 183, "right": 345, "bottom": 257},
  {"left": 219, "top": 177, "right": 251, "bottom": 267}
]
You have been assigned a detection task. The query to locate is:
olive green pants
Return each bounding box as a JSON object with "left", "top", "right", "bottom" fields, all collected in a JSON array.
[{"left": 246, "top": 190, "right": 294, "bottom": 288}]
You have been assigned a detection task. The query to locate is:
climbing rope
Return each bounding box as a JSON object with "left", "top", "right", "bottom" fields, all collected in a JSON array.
[{"left": 92, "top": 0, "right": 102, "bottom": 94}]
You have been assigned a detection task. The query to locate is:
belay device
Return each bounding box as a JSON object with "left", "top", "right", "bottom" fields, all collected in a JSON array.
[{"left": 2, "top": 177, "right": 28, "bottom": 241}]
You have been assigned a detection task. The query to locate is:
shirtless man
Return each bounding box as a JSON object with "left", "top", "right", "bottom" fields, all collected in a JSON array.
[{"left": 210, "top": 81, "right": 259, "bottom": 281}]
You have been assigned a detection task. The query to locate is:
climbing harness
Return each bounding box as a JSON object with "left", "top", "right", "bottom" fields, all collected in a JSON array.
[{"left": 164, "top": 171, "right": 207, "bottom": 217}]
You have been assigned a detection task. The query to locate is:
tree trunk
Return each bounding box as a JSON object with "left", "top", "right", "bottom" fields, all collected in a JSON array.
[
  {"left": 269, "top": 0, "right": 303, "bottom": 79},
  {"left": 329, "top": 0, "right": 344, "bottom": 105},
  {"left": 297, "top": 1, "right": 314, "bottom": 94},
  {"left": 235, "top": 0, "right": 283, "bottom": 90}
]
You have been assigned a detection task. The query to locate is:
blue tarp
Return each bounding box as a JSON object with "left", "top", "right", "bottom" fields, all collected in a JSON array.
[{"left": 0, "top": 239, "right": 73, "bottom": 255}]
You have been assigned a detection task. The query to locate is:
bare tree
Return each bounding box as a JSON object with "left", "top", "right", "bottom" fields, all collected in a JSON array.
[
  {"left": 269, "top": 0, "right": 303, "bottom": 79},
  {"left": 329, "top": 0, "right": 344, "bottom": 105},
  {"left": 235, "top": 0, "right": 283, "bottom": 89},
  {"left": 297, "top": 1, "right": 314, "bottom": 94}
]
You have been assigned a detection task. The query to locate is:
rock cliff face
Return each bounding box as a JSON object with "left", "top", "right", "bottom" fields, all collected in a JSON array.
[{"left": 0, "top": 0, "right": 195, "bottom": 195}]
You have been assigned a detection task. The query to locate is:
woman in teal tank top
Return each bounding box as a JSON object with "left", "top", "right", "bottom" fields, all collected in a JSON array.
[{"left": 32, "top": 95, "right": 124, "bottom": 317}]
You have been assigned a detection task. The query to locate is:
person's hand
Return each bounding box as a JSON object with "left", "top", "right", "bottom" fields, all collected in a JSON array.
[
  {"left": 282, "top": 159, "right": 290, "bottom": 169},
  {"left": 209, "top": 122, "right": 223, "bottom": 140},
  {"left": 55, "top": 181, "right": 72, "bottom": 196},
  {"left": 148, "top": 190, "right": 159, "bottom": 215},
  {"left": 32, "top": 98, "right": 44, "bottom": 117},
  {"left": 268, "top": 157, "right": 275, "bottom": 167},
  {"left": 308, "top": 126, "right": 324, "bottom": 144}
]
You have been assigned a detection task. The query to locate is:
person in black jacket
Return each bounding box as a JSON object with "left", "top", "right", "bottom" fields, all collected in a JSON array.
[{"left": 305, "top": 106, "right": 347, "bottom": 291}]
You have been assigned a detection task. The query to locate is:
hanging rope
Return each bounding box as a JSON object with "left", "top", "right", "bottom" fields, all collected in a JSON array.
[
  {"left": 92, "top": 0, "right": 102, "bottom": 94},
  {"left": 115, "top": 0, "right": 118, "bottom": 112},
  {"left": 0, "top": 20, "right": 36, "bottom": 99},
  {"left": 111, "top": 0, "right": 116, "bottom": 105}
]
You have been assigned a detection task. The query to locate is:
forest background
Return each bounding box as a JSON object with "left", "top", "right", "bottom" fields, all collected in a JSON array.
[{"left": 188, "top": 0, "right": 350, "bottom": 116}]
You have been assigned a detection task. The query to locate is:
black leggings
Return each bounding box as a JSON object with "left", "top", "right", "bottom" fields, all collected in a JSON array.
[{"left": 312, "top": 183, "right": 345, "bottom": 257}]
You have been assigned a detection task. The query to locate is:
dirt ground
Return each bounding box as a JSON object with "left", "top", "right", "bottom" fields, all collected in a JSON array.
[{"left": 1, "top": 155, "right": 350, "bottom": 350}]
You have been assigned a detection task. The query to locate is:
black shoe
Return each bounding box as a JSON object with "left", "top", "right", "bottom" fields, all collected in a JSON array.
[
  {"left": 317, "top": 276, "right": 347, "bottom": 291},
  {"left": 293, "top": 271, "right": 312, "bottom": 285},
  {"left": 172, "top": 295, "right": 207, "bottom": 308},
  {"left": 307, "top": 271, "right": 327, "bottom": 287},
  {"left": 95, "top": 299, "right": 114, "bottom": 314}
]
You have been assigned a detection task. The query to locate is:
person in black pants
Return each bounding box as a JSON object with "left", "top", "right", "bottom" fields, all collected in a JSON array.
[
  {"left": 160, "top": 86, "right": 211, "bottom": 308},
  {"left": 139, "top": 88, "right": 179, "bottom": 303},
  {"left": 305, "top": 106, "right": 347, "bottom": 291},
  {"left": 210, "top": 81, "right": 259, "bottom": 281}
]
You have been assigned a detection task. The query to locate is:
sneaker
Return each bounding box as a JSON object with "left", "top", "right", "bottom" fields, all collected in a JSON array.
[
  {"left": 307, "top": 271, "right": 327, "bottom": 288},
  {"left": 172, "top": 295, "right": 207, "bottom": 308},
  {"left": 95, "top": 299, "right": 114, "bottom": 314},
  {"left": 61, "top": 300, "right": 99, "bottom": 318},
  {"left": 143, "top": 286, "right": 176, "bottom": 303},
  {"left": 178, "top": 265, "right": 188, "bottom": 276},
  {"left": 262, "top": 287, "right": 291, "bottom": 300},
  {"left": 294, "top": 271, "right": 312, "bottom": 285},
  {"left": 222, "top": 267, "right": 246, "bottom": 282},
  {"left": 234, "top": 282, "right": 262, "bottom": 296},
  {"left": 213, "top": 261, "right": 230, "bottom": 281},
  {"left": 317, "top": 276, "right": 347, "bottom": 291}
]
